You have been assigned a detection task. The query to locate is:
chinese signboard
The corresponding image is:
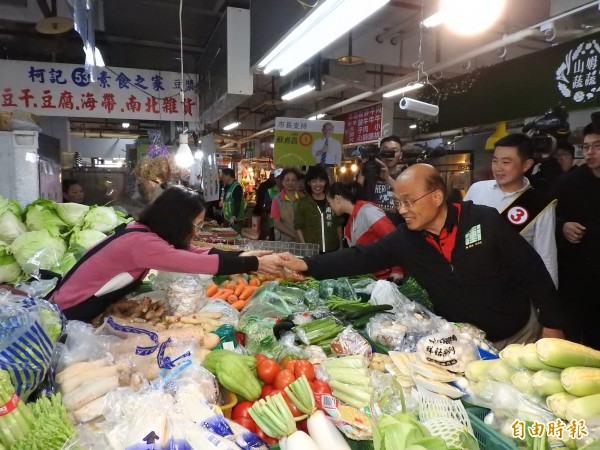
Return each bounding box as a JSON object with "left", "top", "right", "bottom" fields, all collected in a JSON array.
[
  {"left": 334, "top": 104, "right": 383, "bottom": 144},
  {"left": 274, "top": 117, "right": 345, "bottom": 166},
  {"left": 0, "top": 60, "right": 199, "bottom": 122},
  {"left": 556, "top": 40, "right": 599, "bottom": 103}
]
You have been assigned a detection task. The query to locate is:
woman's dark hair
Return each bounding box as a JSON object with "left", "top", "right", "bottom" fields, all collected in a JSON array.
[
  {"left": 221, "top": 168, "right": 236, "bottom": 178},
  {"left": 280, "top": 167, "right": 301, "bottom": 181},
  {"left": 304, "top": 165, "right": 330, "bottom": 195},
  {"left": 62, "top": 179, "right": 81, "bottom": 193},
  {"left": 327, "top": 182, "right": 365, "bottom": 204},
  {"left": 138, "top": 186, "right": 206, "bottom": 249}
]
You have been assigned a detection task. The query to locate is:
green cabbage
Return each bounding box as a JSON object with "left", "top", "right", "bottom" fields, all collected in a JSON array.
[
  {"left": 69, "top": 229, "right": 106, "bottom": 251},
  {"left": 9, "top": 230, "right": 67, "bottom": 273},
  {"left": 0, "top": 240, "right": 23, "bottom": 282},
  {"left": 54, "top": 202, "right": 89, "bottom": 227},
  {"left": 0, "top": 195, "right": 22, "bottom": 216},
  {"left": 82, "top": 206, "right": 120, "bottom": 233},
  {"left": 52, "top": 252, "right": 78, "bottom": 276},
  {"left": 25, "top": 204, "right": 68, "bottom": 237},
  {"left": 0, "top": 210, "right": 28, "bottom": 243}
]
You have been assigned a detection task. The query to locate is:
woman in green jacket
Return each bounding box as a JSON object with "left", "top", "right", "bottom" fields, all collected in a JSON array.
[{"left": 294, "top": 165, "right": 342, "bottom": 253}]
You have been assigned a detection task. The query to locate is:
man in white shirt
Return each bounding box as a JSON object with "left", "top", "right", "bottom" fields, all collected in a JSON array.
[
  {"left": 464, "top": 133, "right": 558, "bottom": 287},
  {"left": 312, "top": 122, "right": 342, "bottom": 166}
]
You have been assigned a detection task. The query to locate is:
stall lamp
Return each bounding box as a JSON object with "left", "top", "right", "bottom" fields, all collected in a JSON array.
[
  {"left": 223, "top": 121, "right": 241, "bottom": 131},
  {"left": 257, "top": 0, "right": 390, "bottom": 76},
  {"left": 383, "top": 82, "right": 424, "bottom": 98},
  {"left": 409, "top": 124, "right": 417, "bottom": 129},
  {"left": 175, "top": 133, "right": 195, "bottom": 167},
  {"left": 121, "top": 122, "right": 130, "bottom": 129},
  {"left": 282, "top": 83, "right": 315, "bottom": 101},
  {"left": 350, "top": 163, "right": 358, "bottom": 172},
  {"left": 308, "top": 113, "right": 326, "bottom": 120},
  {"left": 340, "top": 166, "right": 347, "bottom": 174},
  {"left": 270, "top": 143, "right": 275, "bottom": 148}
]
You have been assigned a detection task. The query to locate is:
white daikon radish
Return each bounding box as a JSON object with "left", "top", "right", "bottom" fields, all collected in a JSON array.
[
  {"left": 307, "top": 410, "right": 351, "bottom": 450},
  {"left": 59, "top": 363, "right": 129, "bottom": 394},
  {"left": 56, "top": 358, "right": 108, "bottom": 384},
  {"left": 282, "top": 431, "right": 320, "bottom": 450},
  {"left": 62, "top": 375, "right": 120, "bottom": 411}
]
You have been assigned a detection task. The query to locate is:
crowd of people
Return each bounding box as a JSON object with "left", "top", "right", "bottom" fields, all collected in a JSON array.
[{"left": 58, "top": 124, "right": 599, "bottom": 351}]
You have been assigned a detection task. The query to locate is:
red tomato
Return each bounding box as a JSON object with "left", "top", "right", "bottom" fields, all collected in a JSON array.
[
  {"left": 311, "top": 380, "right": 332, "bottom": 395},
  {"left": 261, "top": 384, "right": 274, "bottom": 398},
  {"left": 273, "top": 369, "right": 296, "bottom": 390},
  {"left": 233, "top": 416, "right": 256, "bottom": 432},
  {"left": 297, "top": 418, "right": 308, "bottom": 433},
  {"left": 256, "top": 428, "right": 278, "bottom": 445},
  {"left": 293, "top": 360, "right": 315, "bottom": 382},
  {"left": 235, "top": 332, "right": 246, "bottom": 346},
  {"left": 267, "top": 388, "right": 285, "bottom": 398},
  {"left": 283, "top": 359, "right": 298, "bottom": 371},
  {"left": 231, "top": 400, "right": 254, "bottom": 419},
  {"left": 284, "top": 394, "right": 303, "bottom": 417},
  {"left": 254, "top": 354, "right": 268, "bottom": 365},
  {"left": 257, "top": 359, "right": 281, "bottom": 385}
]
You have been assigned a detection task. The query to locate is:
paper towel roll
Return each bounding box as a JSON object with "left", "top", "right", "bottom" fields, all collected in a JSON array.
[{"left": 398, "top": 98, "right": 439, "bottom": 117}]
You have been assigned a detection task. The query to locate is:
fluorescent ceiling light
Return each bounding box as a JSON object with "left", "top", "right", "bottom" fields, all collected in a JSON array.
[
  {"left": 223, "top": 121, "right": 241, "bottom": 131},
  {"left": 282, "top": 83, "right": 315, "bottom": 101},
  {"left": 308, "top": 113, "right": 326, "bottom": 120},
  {"left": 258, "top": 0, "right": 390, "bottom": 76},
  {"left": 175, "top": 133, "right": 195, "bottom": 167},
  {"left": 422, "top": 12, "right": 444, "bottom": 28},
  {"left": 441, "top": 0, "right": 505, "bottom": 35},
  {"left": 409, "top": 124, "right": 417, "bottom": 129},
  {"left": 383, "top": 82, "right": 424, "bottom": 98}
]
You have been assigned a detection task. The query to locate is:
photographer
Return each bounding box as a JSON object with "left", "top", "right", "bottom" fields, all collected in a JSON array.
[{"left": 357, "top": 135, "right": 404, "bottom": 225}]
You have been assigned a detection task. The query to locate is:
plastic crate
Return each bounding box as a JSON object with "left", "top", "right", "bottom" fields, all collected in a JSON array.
[
  {"left": 467, "top": 406, "right": 518, "bottom": 450},
  {"left": 238, "top": 239, "right": 320, "bottom": 257}
]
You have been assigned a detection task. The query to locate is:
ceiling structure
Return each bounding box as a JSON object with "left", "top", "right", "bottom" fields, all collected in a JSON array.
[{"left": 1, "top": 0, "right": 600, "bottom": 147}]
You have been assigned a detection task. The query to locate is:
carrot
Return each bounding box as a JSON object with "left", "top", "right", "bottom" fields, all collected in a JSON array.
[
  {"left": 239, "top": 285, "right": 257, "bottom": 301},
  {"left": 231, "top": 300, "right": 246, "bottom": 311},
  {"left": 214, "top": 289, "right": 234, "bottom": 300},
  {"left": 206, "top": 284, "right": 219, "bottom": 297},
  {"left": 227, "top": 295, "right": 239, "bottom": 304},
  {"left": 249, "top": 278, "right": 260, "bottom": 286},
  {"left": 238, "top": 277, "right": 248, "bottom": 285},
  {"left": 224, "top": 283, "right": 236, "bottom": 291},
  {"left": 210, "top": 289, "right": 225, "bottom": 299},
  {"left": 234, "top": 284, "right": 245, "bottom": 297}
]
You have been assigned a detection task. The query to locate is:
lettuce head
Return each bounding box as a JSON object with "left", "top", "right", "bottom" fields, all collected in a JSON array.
[
  {"left": 82, "top": 206, "right": 121, "bottom": 233},
  {"left": 0, "top": 211, "right": 27, "bottom": 243},
  {"left": 55, "top": 202, "right": 89, "bottom": 227},
  {"left": 0, "top": 240, "right": 23, "bottom": 283},
  {"left": 9, "top": 230, "right": 67, "bottom": 273}
]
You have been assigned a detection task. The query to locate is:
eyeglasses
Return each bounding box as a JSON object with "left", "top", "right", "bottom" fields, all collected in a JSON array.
[
  {"left": 394, "top": 190, "right": 436, "bottom": 210},
  {"left": 582, "top": 140, "right": 600, "bottom": 152}
]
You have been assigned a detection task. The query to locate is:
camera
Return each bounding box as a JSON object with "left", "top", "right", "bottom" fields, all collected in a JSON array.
[
  {"left": 357, "top": 145, "right": 381, "bottom": 179},
  {"left": 522, "top": 104, "right": 570, "bottom": 153}
]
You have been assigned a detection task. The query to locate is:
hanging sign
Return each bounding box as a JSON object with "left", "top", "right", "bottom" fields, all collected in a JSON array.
[
  {"left": 274, "top": 117, "right": 345, "bottom": 166},
  {"left": 556, "top": 39, "right": 600, "bottom": 103},
  {"left": 333, "top": 103, "right": 383, "bottom": 144},
  {"left": 0, "top": 60, "right": 199, "bottom": 122}
]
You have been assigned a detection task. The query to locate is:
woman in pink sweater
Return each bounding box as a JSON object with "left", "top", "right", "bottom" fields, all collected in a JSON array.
[
  {"left": 327, "top": 182, "right": 404, "bottom": 282},
  {"left": 52, "top": 186, "right": 283, "bottom": 321}
]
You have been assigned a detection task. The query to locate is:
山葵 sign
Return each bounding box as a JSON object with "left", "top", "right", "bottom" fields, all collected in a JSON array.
[
  {"left": 0, "top": 60, "right": 199, "bottom": 122},
  {"left": 274, "top": 118, "right": 345, "bottom": 166}
]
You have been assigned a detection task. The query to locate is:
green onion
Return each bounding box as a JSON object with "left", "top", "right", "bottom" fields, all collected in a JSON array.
[{"left": 0, "top": 370, "right": 33, "bottom": 449}]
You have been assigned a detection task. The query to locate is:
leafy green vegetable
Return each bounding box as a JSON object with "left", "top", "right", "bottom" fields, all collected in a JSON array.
[
  {"left": 24, "top": 201, "right": 68, "bottom": 237},
  {"left": 373, "top": 413, "right": 448, "bottom": 450},
  {"left": 69, "top": 228, "right": 106, "bottom": 250},
  {"left": 37, "top": 303, "right": 63, "bottom": 343},
  {"left": 9, "top": 230, "right": 66, "bottom": 272},
  {"left": 54, "top": 202, "right": 89, "bottom": 227},
  {"left": 398, "top": 277, "right": 433, "bottom": 311},
  {"left": 82, "top": 205, "right": 121, "bottom": 232},
  {"left": 0, "top": 240, "right": 23, "bottom": 283},
  {"left": 0, "top": 195, "right": 22, "bottom": 217},
  {"left": 11, "top": 394, "right": 75, "bottom": 450},
  {"left": 0, "top": 211, "right": 27, "bottom": 244}
]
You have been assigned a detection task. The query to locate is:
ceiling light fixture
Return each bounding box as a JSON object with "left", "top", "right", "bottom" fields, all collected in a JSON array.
[
  {"left": 194, "top": 149, "right": 204, "bottom": 160},
  {"left": 282, "top": 83, "right": 315, "bottom": 101},
  {"left": 174, "top": 0, "right": 194, "bottom": 168},
  {"left": 308, "top": 113, "right": 326, "bottom": 120},
  {"left": 409, "top": 124, "right": 417, "bottom": 129},
  {"left": 257, "top": 0, "right": 390, "bottom": 76},
  {"left": 223, "top": 121, "right": 241, "bottom": 131},
  {"left": 121, "top": 122, "right": 130, "bottom": 129},
  {"left": 422, "top": 12, "right": 444, "bottom": 28},
  {"left": 383, "top": 82, "right": 424, "bottom": 98},
  {"left": 424, "top": 0, "right": 505, "bottom": 35}
]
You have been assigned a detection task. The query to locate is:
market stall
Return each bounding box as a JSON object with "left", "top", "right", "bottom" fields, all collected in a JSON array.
[{"left": 0, "top": 197, "right": 599, "bottom": 450}]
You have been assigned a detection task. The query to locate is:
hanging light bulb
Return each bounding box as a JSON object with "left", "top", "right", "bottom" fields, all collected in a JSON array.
[{"left": 175, "top": 133, "right": 195, "bottom": 167}]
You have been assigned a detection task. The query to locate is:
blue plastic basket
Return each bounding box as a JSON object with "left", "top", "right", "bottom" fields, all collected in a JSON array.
[{"left": 467, "top": 406, "right": 518, "bottom": 450}]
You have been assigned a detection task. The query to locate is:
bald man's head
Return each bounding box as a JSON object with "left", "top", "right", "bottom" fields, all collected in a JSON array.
[{"left": 397, "top": 164, "right": 447, "bottom": 198}]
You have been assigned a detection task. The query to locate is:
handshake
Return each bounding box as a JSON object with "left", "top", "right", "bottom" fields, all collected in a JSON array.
[{"left": 238, "top": 250, "right": 308, "bottom": 275}]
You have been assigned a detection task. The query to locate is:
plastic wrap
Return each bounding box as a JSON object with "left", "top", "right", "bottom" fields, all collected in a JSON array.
[
  {"left": 0, "top": 291, "right": 64, "bottom": 399},
  {"left": 366, "top": 314, "right": 408, "bottom": 351},
  {"left": 166, "top": 275, "right": 207, "bottom": 316},
  {"left": 319, "top": 277, "right": 358, "bottom": 301},
  {"left": 415, "top": 328, "right": 479, "bottom": 373},
  {"left": 330, "top": 326, "right": 372, "bottom": 358}
]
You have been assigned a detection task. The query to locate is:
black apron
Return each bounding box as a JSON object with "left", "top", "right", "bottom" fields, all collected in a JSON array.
[{"left": 53, "top": 224, "right": 149, "bottom": 322}]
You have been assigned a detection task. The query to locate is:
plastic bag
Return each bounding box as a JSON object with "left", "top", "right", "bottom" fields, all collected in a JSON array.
[
  {"left": 238, "top": 282, "right": 306, "bottom": 328},
  {"left": 330, "top": 326, "right": 372, "bottom": 358},
  {"left": 166, "top": 274, "right": 207, "bottom": 315},
  {"left": 369, "top": 279, "right": 412, "bottom": 312},
  {"left": 198, "top": 299, "right": 239, "bottom": 327},
  {"left": 319, "top": 277, "right": 358, "bottom": 301},
  {"left": 415, "top": 329, "right": 479, "bottom": 373},
  {"left": 366, "top": 314, "right": 408, "bottom": 351},
  {"left": 0, "top": 291, "right": 65, "bottom": 399}
]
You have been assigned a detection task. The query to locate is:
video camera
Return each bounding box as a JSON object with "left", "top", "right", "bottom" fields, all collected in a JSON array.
[
  {"left": 522, "top": 104, "right": 570, "bottom": 153},
  {"left": 357, "top": 145, "right": 397, "bottom": 179}
]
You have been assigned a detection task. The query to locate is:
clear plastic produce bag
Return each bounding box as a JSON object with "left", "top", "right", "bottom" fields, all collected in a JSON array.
[
  {"left": 166, "top": 274, "right": 207, "bottom": 316},
  {"left": 0, "top": 290, "right": 65, "bottom": 399}
]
